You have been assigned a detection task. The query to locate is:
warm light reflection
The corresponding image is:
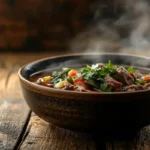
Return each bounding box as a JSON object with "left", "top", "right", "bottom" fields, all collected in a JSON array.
[{"left": 11, "top": 104, "right": 19, "bottom": 110}]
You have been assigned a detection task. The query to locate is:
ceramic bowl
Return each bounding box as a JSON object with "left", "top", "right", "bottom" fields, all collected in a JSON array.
[{"left": 18, "top": 53, "right": 150, "bottom": 133}]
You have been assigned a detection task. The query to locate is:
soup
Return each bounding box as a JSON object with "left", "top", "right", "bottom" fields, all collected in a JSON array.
[{"left": 29, "top": 61, "right": 150, "bottom": 92}]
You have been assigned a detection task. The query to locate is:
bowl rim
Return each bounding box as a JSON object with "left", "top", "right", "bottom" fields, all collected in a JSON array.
[{"left": 18, "top": 52, "right": 150, "bottom": 96}]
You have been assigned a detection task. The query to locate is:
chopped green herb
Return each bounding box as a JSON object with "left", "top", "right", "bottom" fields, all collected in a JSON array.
[
  {"left": 51, "top": 68, "right": 71, "bottom": 84},
  {"left": 104, "top": 60, "right": 117, "bottom": 75},
  {"left": 135, "top": 79, "right": 146, "bottom": 85},
  {"left": 67, "top": 77, "right": 74, "bottom": 84},
  {"left": 127, "top": 66, "right": 135, "bottom": 73},
  {"left": 62, "top": 68, "right": 72, "bottom": 73},
  {"left": 84, "top": 79, "right": 100, "bottom": 88},
  {"left": 100, "top": 83, "right": 112, "bottom": 92}
]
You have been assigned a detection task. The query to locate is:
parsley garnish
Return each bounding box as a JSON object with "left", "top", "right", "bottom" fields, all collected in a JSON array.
[
  {"left": 135, "top": 79, "right": 146, "bottom": 85},
  {"left": 100, "top": 83, "right": 112, "bottom": 92},
  {"left": 79, "top": 60, "right": 117, "bottom": 90},
  {"left": 67, "top": 77, "right": 74, "bottom": 84},
  {"left": 127, "top": 66, "right": 135, "bottom": 73},
  {"left": 51, "top": 68, "right": 72, "bottom": 84}
]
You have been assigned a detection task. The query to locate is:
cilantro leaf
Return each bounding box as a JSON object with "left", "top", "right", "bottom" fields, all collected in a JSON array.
[
  {"left": 100, "top": 83, "right": 112, "bottom": 92},
  {"left": 67, "top": 77, "right": 74, "bottom": 84},
  {"left": 127, "top": 66, "right": 135, "bottom": 73},
  {"left": 100, "top": 83, "right": 108, "bottom": 91},
  {"left": 51, "top": 68, "right": 72, "bottom": 84},
  {"left": 135, "top": 79, "right": 146, "bottom": 85},
  {"left": 84, "top": 79, "right": 100, "bottom": 88},
  {"left": 104, "top": 60, "right": 117, "bottom": 75}
]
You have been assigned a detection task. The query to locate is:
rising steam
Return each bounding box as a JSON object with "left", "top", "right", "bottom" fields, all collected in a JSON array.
[
  {"left": 30, "top": 0, "right": 150, "bottom": 76},
  {"left": 70, "top": 0, "right": 150, "bottom": 56}
]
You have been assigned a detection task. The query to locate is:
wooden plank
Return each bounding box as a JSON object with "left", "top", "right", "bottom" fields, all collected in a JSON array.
[
  {"left": 20, "top": 113, "right": 98, "bottom": 150},
  {"left": 0, "top": 68, "right": 9, "bottom": 92},
  {"left": 106, "top": 141, "right": 134, "bottom": 150},
  {"left": 135, "top": 126, "right": 150, "bottom": 150},
  {"left": 20, "top": 114, "right": 150, "bottom": 150},
  {"left": 104, "top": 126, "right": 150, "bottom": 150},
  {"left": 0, "top": 66, "right": 31, "bottom": 150}
]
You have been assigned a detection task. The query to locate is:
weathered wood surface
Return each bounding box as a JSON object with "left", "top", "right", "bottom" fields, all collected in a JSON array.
[
  {"left": 0, "top": 65, "right": 30, "bottom": 149},
  {"left": 19, "top": 113, "right": 97, "bottom": 150},
  {"left": 0, "top": 52, "right": 66, "bottom": 150},
  {"left": 19, "top": 113, "right": 150, "bottom": 150},
  {"left": 0, "top": 52, "right": 150, "bottom": 150}
]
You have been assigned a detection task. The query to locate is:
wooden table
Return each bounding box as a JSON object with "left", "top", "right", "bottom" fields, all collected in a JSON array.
[{"left": 1, "top": 52, "right": 150, "bottom": 150}]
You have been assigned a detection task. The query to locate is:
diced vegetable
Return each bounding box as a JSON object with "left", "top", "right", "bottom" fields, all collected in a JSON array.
[
  {"left": 74, "top": 77, "right": 84, "bottom": 83},
  {"left": 43, "top": 76, "right": 52, "bottom": 83},
  {"left": 68, "top": 69, "right": 78, "bottom": 77},
  {"left": 54, "top": 80, "right": 68, "bottom": 88},
  {"left": 67, "top": 77, "right": 74, "bottom": 84},
  {"left": 142, "top": 75, "right": 150, "bottom": 82}
]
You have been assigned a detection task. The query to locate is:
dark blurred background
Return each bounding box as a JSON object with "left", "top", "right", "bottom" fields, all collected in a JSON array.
[{"left": 0, "top": 0, "right": 124, "bottom": 52}]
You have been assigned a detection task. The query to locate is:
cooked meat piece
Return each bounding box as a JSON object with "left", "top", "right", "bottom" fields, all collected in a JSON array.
[
  {"left": 125, "top": 84, "right": 144, "bottom": 92},
  {"left": 144, "top": 83, "right": 150, "bottom": 90},
  {"left": 62, "top": 83, "right": 90, "bottom": 92},
  {"left": 37, "top": 81, "right": 54, "bottom": 88},
  {"left": 104, "top": 75, "right": 122, "bottom": 90},
  {"left": 133, "top": 72, "right": 143, "bottom": 79},
  {"left": 97, "top": 63, "right": 104, "bottom": 68},
  {"left": 45, "top": 84, "right": 54, "bottom": 88},
  {"left": 62, "top": 84, "right": 75, "bottom": 90},
  {"left": 74, "top": 82, "right": 90, "bottom": 92},
  {"left": 113, "top": 67, "right": 134, "bottom": 85},
  {"left": 114, "top": 88, "right": 121, "bottom": 92},
  {"left": 127, "top": 88, "right": 136, "bottom": 92},
  {"left": 114, "top": 86, "right": 127, "bottom": 92},
  {"left": 74, "top": 86, "right": 90, "bottom": 92}
]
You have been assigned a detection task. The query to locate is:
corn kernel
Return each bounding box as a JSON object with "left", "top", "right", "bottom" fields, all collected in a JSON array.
[{"left": 43, "top": 76, "right": 52, "bottom": 83}]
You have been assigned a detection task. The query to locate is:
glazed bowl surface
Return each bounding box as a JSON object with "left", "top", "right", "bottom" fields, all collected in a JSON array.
[{"left": 18, "top": 53, "right": 150, "bottom": 133}]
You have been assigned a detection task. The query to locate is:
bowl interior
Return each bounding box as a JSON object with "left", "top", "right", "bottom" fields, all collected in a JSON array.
[{"left": 22, "top": 53, "right": 150, "bottom": 80}]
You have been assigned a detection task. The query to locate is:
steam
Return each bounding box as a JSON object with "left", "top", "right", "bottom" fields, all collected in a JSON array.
[
  {"left": 70, "top": 0, "right": 150, "bottom": 56},
  {"left": 121, "top": 0, "right": 150, "bottom": 53},
  {"left": 30, "top": 0, "right": 150, "bottom": 76}
]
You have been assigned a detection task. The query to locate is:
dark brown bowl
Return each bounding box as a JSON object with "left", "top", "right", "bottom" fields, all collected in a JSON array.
[{"left": 18, "top": 53, "right": 150, "bottom": 134}]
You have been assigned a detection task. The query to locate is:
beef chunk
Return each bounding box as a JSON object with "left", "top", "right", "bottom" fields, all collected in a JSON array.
[
  {"left": 113, "top": 67, "right": 134, "bottom": 85},
  {"left": 104, "top": 75, "right": 122, "bottom": 90},
  {"left": 144, "top": 83, "right": 150, "bottom": 90},
  {"left": 75, "top": 86, "right": 90, "bottom": 92},
  {"left": 74, "top": 82, "right": 90, "bottom": 92},
  {"left": 62, "top": 84, "right": 75, "bottom": 90},
  {"left": 123, "top": 84, "right": 145, "bottom": 92},
  {"left": 97, "top": 63, "right": 104, "bottom": 68},
  {"left": 133, "top": 72, "right": 143, "bottom": 79},
  {"left": 62, "top": 83, "right": 90, "bottom": 92}
]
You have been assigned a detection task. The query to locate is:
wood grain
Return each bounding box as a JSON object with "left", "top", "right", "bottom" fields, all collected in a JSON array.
[
  {"left": 19, "top": 112, "right": 150, "bottom": 150},
  {"left": 20, "top": 113, "right": 97, "bottom": 150},
  {"left": 0, "top": 61, "right": 30, "bottom": 150}
]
